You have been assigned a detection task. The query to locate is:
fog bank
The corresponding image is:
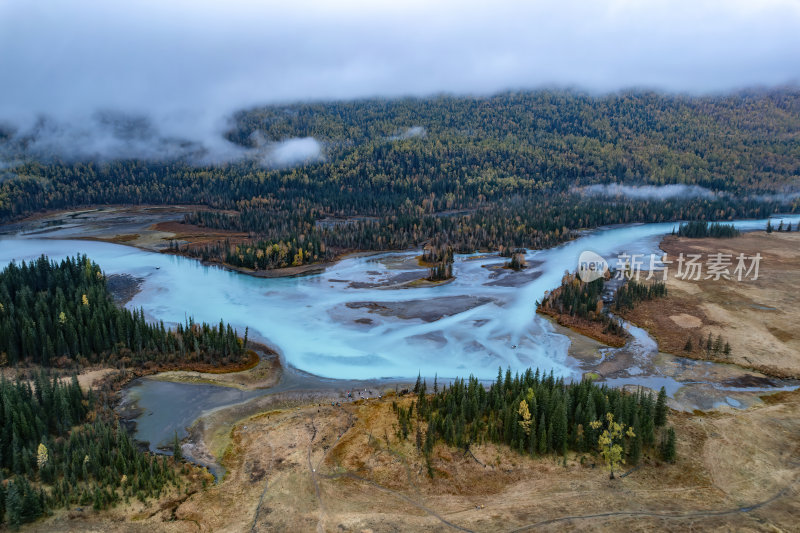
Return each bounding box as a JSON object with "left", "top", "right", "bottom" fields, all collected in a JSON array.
[
  {"left": 575, "top": 184, "right": 718, "bottom": 200},
  {"left": 1, "top": 0, "right": 799, "bottom": 163}
]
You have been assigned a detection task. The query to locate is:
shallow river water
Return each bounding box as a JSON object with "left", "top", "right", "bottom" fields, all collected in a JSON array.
[
  {"left": 2, "top": 216, "right": 797, "bottom": 380},
  {"left": 2, "top": 215, "right": 799, "bottom": 453}
]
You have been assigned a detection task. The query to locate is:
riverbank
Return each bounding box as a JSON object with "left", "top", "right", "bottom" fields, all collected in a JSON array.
[
  {"left": 147, "top": 342, "right": 281, "bottom": 390},
  {"left": 537, "top": 305, "right": 627, "bottom": 347},
  {"left": 0, "top": 205, "right": 399, "bottom": 280}
]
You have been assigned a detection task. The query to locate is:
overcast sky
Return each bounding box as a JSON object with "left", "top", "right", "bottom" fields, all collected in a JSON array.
[{"left": 1, "top": 0, "right": 799, "bottom": 158}]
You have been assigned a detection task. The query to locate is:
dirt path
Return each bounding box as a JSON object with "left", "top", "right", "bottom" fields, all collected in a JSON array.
[
  {"left": 249, "top": 440, "right": 274, "bottom": 533},
  {"left": 508, "top": 480, "right": 798, "bottom": 531},
  {"left": 320, "top": 471, "right": 476, "bottom": 532}
]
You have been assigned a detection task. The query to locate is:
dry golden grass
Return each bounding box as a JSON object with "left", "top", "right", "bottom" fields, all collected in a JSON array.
[
  {"left": 30, "top": 385, "right": 800, "bottom": 532},
  {"left": 619, "top": 232, "right": 800, "bottom": 378}
]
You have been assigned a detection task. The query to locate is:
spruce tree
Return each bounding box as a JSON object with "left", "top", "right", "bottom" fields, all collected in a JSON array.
[
  {"left": 713, "top": 335, "right": 723, "bottom": 354},
  {"left": 654, "top": 387, "right": 668, "bottom": 427},
  {"left": 660, "top": 427, "right": 677, "bottom": 463},
  {"left": 5, "top": 481, "right": 22, "bottom": 529},
  {"left": 0, "top": 474, "right": 5, "bottom": 524},
  {"left": 173, "top": 432, "right": 183, "bottom": 462},
  {"left": 630, "top": 422, "right": 642, "bottom": 465}
]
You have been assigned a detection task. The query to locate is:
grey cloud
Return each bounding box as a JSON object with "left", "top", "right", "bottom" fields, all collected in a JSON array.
[
  {"left": 0, "top": 112, "right": 323, "bottom": 167},
  {"left": 0, "top": 113, "right": 237, "bottom": 163},
  {"left": 266, "top": 138, "right": 324, "bottom": 168},
  {"left": 1, "top": 0, "right": 799, "bottom": 164},
  {"left": 390, "top": 127, "right": 427, "bottom": 140},
  {"left": 749, "top": 190, "right": 800, "bottom": 202}
]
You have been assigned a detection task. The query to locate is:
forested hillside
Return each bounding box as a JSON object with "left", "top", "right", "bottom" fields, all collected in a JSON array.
[
  {"left": 0, "top": 255, "right": 248, "bottom": 368},
  {"left": 0, "top": 372, "right": 190, "bottom": 527},
  {"left": 2, "top": 90, "right": 799, "bottom": 268}
]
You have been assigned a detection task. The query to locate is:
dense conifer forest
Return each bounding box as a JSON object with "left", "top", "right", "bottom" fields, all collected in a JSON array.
[
  {"left": 396, "top": 369, "right": 674, "bottom": 476},
  {"left": 613, "top": 280, "right": 668, "bottom": 311},
  {"left": 674, "top": 221, "right": 740, "bottom": 238},
  {"left": 0, "top": 255, "right": 247, "bottom": 526},
  {"left": 2, "top": 90, "right": 799, "bottom": 269},
  {"left": 0, "top": 372, "right": 186, "bottom": 527},
  {"left": 0, "top": 255, "right": 248, "bottom": 368}
]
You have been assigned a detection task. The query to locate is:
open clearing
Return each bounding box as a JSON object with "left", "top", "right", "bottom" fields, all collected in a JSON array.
[{"left": 619, "top": 232, "right": 800, "bottom": 378}]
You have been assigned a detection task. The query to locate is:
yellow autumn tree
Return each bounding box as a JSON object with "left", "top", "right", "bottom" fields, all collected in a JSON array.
[
  {"left": 589, "top": 412, "right": 635, "bottom": 479},
  {"left": 81, "top": 294, "right": 89, "bottom": 307},
  {"left": 518, "top": 399, "right": 532, "bottom": 435},
  {"left": 37, "top": 443, "right": 48, "bottom": 469}
]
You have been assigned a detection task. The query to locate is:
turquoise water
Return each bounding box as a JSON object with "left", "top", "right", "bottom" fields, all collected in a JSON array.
[{"left": 1, "top": 215, "right": 797, "bottom": 381}]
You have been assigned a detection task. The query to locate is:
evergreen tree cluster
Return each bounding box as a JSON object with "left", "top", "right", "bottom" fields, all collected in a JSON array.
[
  {"left": 0, "top": 255, "right": 247, "bottom": 368},
  {"left": 766, "top": 219, "right": 799, "bottom": 233},
  {"left": 0, "top": 372, "right": 180, "bottom": 527},
  {"left": 613, "top": 280, "right": 668, "bottom": 311},
  {"left": 398, "top": 369, "right": 675, "bottom": 472},
  {"left": 538, "top": 274, "right": 624, "bottom": 336},
  {"left": 424, "top": 245, "right": 454, "bottom": 281},
  {"left": 674, "top": 221, "right": 740, "bottom": 238},
  {"left": 685, "top": 332, "right": 732, "bottom": 359},
  {"left": 500, "top": 248, "right": 527, "bottom": 270}
]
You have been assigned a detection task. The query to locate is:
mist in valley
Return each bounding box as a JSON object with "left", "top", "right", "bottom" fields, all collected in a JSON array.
[{"left": 1, "top": 0, "right": 799, "bottom": 165}]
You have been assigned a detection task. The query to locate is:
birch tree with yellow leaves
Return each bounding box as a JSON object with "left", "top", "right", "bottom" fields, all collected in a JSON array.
[{"left": 590, "top": 412, "right": 635, "bottom": 479}]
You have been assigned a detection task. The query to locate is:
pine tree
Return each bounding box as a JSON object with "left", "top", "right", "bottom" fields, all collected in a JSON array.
[
  {"left": 654, "top": 387, "right": 668, "bottom": 427},
  {"left": 630, "top": 432, "right": 642, "bottom": 466},
  {"left": 173, "top": 432, "right": 183, "bottom": 462},
  {"left": 537, "top": 423, "right": 547, "bottom": 456},
  {"left": 0, "top": 474, "right": 5, "bottom": 524},
  {"left": 5, "top": 481, "right": 22, "bottom": 528},
  {"left": 713, "top": 335, "right": 723, "bottom": 355},
  {"left": 660, "top": 427, "right": 677, "bottom": 463}
]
